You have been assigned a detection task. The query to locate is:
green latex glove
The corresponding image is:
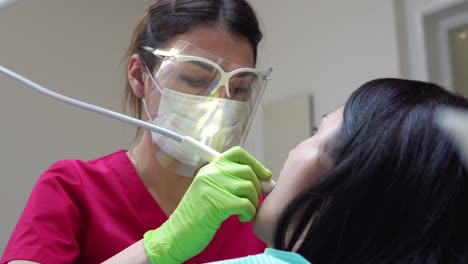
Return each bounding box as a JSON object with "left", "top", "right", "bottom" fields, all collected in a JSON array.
[{"left": 143, "top": 146, "right": 272, "bottom": 264}]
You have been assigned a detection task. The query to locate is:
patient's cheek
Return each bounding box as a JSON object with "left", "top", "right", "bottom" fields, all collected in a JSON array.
[
  {"left": 279, "top": 157, "right": 331, "bottom": 197},
  {"left": 252, "top": 155, "right": 334, "bottom": 245}
]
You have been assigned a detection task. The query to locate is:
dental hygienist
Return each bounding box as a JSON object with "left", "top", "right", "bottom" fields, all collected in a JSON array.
[{"left": 1, "top": 1, "right": 273, "bottom": 263}]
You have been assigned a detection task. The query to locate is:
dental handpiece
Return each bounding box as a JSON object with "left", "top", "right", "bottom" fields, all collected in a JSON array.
[
  {"left": 0, "top": 65, "right": 276, "bottom": 194},
  {"left": 181, "top": 137, "right": 276, "bottom": 194}
]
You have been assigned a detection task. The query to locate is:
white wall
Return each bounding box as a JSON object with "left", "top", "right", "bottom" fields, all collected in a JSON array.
[
  {"left": 248, "top": 0, "right": 400, "bottom": 174},
  {"left": 0, "top": 0, "right": 146, "bottom": 254},
  {"left": 393, "top": 0, "right": 468, "bottom": 89},
  {"left": 0, "top": 0, "right": 401, "bottom": 256}
]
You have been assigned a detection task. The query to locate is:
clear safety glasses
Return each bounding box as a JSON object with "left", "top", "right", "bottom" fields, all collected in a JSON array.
[{"left": 142, "top": 41, "right": 272, "bottom": 103}]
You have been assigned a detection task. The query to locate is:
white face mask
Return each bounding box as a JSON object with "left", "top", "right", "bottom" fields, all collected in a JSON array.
[{"left": 144, "top": 88, "right": 248, "bottom": 176}]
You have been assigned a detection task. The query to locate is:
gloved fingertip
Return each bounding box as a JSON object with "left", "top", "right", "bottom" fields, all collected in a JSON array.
[
  {"left": 252, "top": 159, "right": 271, "bottom": 178},
  {"left": 258, "top": 166, "right": 273, "bottom": 181},
  {"left": 238, "top": 214, "right": 254, "bottom": 223}
]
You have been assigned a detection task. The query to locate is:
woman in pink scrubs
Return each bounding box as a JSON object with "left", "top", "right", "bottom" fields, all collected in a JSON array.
[{"left": 1, "top": 0, "right": 272, "bottom": 263}]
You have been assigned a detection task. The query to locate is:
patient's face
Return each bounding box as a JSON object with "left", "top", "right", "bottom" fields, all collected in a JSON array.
[{"left": 253, "top": 106, "right": 344, "bottom": 245}]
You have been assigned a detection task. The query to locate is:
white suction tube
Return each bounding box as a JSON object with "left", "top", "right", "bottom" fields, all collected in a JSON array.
[
  {"left": 0, "top": 65, "right": 276, "bottom": 194},
  {"left": 0, "top": 0, "right": 22, "bottom": 9}
]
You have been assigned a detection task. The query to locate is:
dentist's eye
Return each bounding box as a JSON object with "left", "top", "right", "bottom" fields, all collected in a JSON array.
[
  {"left": 231, "top": 86, "right": 249, "bottom": 95},
  {"left": 180, "top": 75, "right": 208, "bottom": 88}
]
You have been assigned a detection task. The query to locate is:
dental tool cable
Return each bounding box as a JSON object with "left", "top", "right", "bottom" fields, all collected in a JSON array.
[
  {"left": 0, "top": 66, "right": 183, "bottom": 142},
  {"left": 0, "top": 65, "right": 276, "bottom": 194}
]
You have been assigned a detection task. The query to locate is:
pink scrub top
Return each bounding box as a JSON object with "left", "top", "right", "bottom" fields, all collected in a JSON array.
[{"left": 1, "top": 150, "right": 266, "bottom": 264}]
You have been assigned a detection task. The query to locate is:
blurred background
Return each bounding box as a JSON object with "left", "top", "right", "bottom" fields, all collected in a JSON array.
[{"left": 0, "top": 0, "right": 467, "bottom": 255}]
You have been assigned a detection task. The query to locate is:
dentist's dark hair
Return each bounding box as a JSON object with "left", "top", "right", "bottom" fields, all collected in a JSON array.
[
  {"left": 123, "top": 0, "right": 263, "bottom": 121},
  {"left": 275, "top": 78, "right": 468, "bottom": 263}
]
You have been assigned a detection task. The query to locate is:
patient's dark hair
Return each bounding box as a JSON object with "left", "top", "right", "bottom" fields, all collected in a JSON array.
[{"left": 275, "top": 78, "right": 468, "bottom": 263}]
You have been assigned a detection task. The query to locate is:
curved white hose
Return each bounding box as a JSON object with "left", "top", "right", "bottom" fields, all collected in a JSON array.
[
  {"left": 0, "top": 65, "right": 276, "bottom": 194},
  {"left": 0, "top": 0, "right": 22, "bottom": 9},
  {"left": 0, "top": 66, "right": 184, "bottom": 143}
]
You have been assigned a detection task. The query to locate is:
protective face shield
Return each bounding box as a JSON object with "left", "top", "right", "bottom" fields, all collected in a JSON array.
[{"left": 142, "top": 40, "right": 272, "bottom": 176}]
